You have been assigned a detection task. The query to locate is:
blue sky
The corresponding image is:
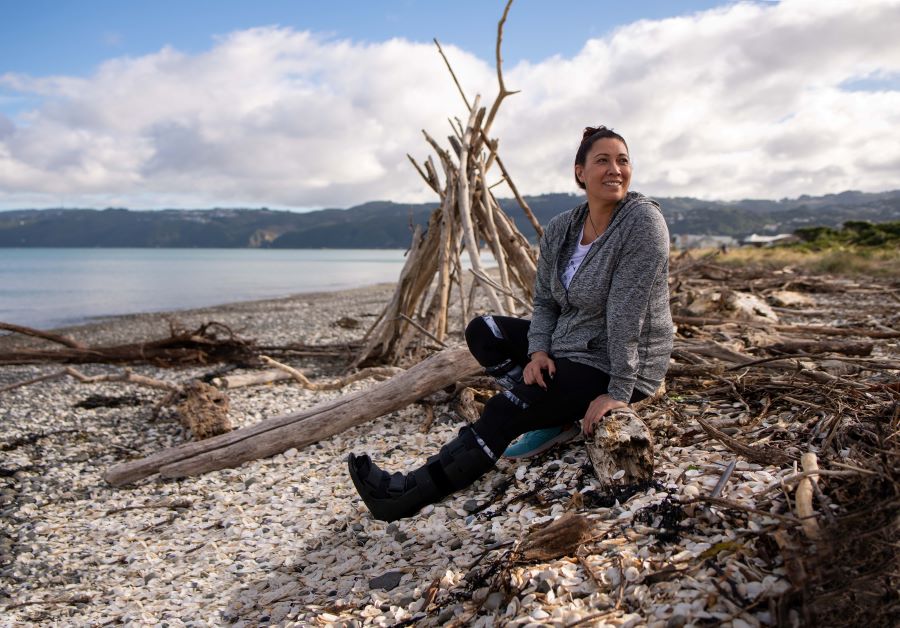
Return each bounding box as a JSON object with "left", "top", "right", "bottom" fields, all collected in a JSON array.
[
  {"left": 2, "top": 1, "right": 731, "bottom": 78},
  {"left": 1, "top": 0, "right": 898, "bottom": 209}
]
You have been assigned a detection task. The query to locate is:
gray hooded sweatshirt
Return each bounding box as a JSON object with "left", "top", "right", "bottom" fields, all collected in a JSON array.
[{"left": 526, "top": 191, "right": 673, "bottom": 401}]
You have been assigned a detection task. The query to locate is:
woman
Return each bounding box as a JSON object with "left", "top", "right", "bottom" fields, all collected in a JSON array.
[{"left": 348, "top": 125, "right": 673, "bottom": 522}]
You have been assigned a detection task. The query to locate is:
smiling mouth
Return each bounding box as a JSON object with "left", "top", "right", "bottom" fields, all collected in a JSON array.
[{"left": 603, "top": 181, "right": 622, "bottom": 187}]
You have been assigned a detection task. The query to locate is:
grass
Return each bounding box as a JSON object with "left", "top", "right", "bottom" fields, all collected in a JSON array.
[
  {"left": 711, "top": 245, "right": 900, "bottom": 278},
  {"left": 681, "top": 221, "right": 900, "bottom": 279}
]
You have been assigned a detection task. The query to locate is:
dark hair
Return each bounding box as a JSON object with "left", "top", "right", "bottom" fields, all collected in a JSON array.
[{"left": 574, "top": 126, "right": 629, "bottom": 189}]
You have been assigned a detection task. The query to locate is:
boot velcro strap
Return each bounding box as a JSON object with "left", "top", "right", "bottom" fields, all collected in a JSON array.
[
  {"left": 439, "top": 427, "right": 496, "bottom": 490},
  {"left": 387, "top": 472, "right": 406, "bottom": 496},
  {"left": 411, "top": 465, "right": 437, "bottom": 496}
]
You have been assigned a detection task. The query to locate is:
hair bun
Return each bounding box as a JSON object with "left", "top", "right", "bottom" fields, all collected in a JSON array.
[{"left": 582, "top": 125, "right": 609, "bottom": 140}]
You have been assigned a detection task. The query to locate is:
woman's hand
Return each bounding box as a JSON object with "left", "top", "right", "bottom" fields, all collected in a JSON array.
[
  {"left": 523, "top": 351, "right": 555, "bottom": 390},
  {"left": 582, "top": 394, "right": 627, "bottom": 437}
]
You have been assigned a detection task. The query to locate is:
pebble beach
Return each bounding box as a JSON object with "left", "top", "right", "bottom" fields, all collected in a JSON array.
[{"left": 0, "top": 280, "right": 890, "bottom": 626}]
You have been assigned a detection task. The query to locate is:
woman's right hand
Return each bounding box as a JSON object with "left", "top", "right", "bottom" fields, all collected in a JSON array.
[{"left": 524, "top": 351, "right": 556, "bottom": 390}]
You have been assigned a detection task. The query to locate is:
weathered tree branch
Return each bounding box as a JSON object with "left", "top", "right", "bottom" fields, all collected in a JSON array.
[{"left": 104, "top": 347, "right": 481, "bottom": 485}]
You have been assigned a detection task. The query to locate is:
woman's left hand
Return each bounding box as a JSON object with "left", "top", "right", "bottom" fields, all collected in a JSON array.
[{"left": 582, "top": 394, "right": 627, "bottom": 437}]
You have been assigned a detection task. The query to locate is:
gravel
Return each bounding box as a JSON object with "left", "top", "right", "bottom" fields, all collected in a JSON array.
[{"left": 0, "top": 283, "right": 801, "bottom": 626}]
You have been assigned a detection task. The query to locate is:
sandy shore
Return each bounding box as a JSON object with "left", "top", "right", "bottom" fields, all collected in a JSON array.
[{"left": 5, "top": 278, "right": 887, "bottom": 626}]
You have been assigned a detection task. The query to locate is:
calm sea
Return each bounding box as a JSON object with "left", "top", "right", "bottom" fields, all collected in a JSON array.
[{"left": 0, "top": 248, "right": 412, "bottom": 330}]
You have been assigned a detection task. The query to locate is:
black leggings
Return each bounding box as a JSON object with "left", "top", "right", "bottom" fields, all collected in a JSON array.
[{"left": 464, "top": 315, "right": 646, "bottom": 457}]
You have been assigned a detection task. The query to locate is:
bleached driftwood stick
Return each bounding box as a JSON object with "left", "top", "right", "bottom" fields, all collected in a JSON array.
[
  {"left": 795, "top": 452, "right": 821, "bottom": 539},
  {"left": 64, "top": 367, "right": 181, "bottom": 393},
  {"left": 258, "top": 356, "right": 404, "bottom": 391},
  {"left": 456, "top": 96, "right": 505, "bottom": 316}
]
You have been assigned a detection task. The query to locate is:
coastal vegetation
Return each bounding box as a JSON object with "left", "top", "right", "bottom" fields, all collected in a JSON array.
[{"left": 717, "top": 220, "right": 900, "bottom": 278}]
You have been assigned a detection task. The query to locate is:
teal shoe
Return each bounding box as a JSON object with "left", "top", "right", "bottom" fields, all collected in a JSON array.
[{"left": 503, "top": 424, "right": 580, "bottom": 460}]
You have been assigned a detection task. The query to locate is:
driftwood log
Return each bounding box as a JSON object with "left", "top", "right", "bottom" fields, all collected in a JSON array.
[
  {"left": 672, "top": 315, "right": 900, "bottom": 339},
  {"left": 763, "top": 339, "right": 874, "bottom": 356},
  {"left": 515, "top": 512, "right": 592, "bottom": 562},
  {"left": 586, "top": 408, "right": 654, "bottom": 485},
  {"left": 104, "top": 347, "right": 480, "bottom": 486},
  {"left": 176, "top": 381, "right": 232, "bottom": 440},
  {"left": 0, "top": 321, "right": 257, "bottom": 366}
]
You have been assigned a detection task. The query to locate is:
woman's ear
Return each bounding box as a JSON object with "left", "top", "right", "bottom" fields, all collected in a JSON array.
[{"left": 574, "top": 164, "right": 584, "bottom": 183}]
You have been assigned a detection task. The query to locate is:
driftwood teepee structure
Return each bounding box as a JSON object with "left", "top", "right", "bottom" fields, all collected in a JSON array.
[{"left": 355, "top": 0, "right": 542, "bottom": 366}]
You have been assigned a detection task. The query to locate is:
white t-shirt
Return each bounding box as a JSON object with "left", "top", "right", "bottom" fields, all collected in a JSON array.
[{"left": 562, "top": 224, "right": 593, "bottom": 289}]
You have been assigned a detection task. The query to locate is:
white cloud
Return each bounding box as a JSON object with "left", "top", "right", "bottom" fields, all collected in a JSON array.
[{"left": 1, "top": 0, "right": 898, "bottom": 209}]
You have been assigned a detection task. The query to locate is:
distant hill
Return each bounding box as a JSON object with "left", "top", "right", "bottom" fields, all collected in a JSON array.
[{"left": 1, "top": 190, "right": 898, "bottom": 248}]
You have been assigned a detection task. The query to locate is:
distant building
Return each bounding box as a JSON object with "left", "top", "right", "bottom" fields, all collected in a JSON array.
[
  {"left": 741, "top": 233, "right": 799, "bottom": 247},
  {"left": 671, "top": 234, "right": 738, "bottom": 251}
]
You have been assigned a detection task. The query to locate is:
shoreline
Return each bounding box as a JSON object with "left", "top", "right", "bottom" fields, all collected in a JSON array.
[{"left": 0, "top": 280, "right": 400, "bottom": 350}]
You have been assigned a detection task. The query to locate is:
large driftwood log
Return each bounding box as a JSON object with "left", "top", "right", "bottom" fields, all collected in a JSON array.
[
  {"left": 586, "top": 408, "right": 654, "bottom": 485},
  {"left": 104, "top": 347, "right": 481, "bottom": 486}
]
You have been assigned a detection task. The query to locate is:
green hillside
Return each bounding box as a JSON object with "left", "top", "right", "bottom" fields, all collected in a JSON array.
[{"left": 1, "top": 190, "right": 898, "bottom": 248}]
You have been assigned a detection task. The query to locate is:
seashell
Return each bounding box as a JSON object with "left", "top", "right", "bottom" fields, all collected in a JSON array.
[
  {"left": 605, "top": 566, "right": 621, "bottom": 586},
  {"left": 743, "top": 581, "right": 764, "bottom": 599}
]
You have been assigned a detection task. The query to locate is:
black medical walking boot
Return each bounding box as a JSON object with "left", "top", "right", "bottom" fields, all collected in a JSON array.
[{"left": 347, "top": 425, "right": 497, "bottom": 522}]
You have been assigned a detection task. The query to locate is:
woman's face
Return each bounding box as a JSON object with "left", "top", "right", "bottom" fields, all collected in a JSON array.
[{"left": 575, "top": 137, "right": 632, "bottom": 206}]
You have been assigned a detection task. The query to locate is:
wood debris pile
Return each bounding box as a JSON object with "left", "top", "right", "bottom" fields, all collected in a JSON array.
[{"left": 660, "top": 253, "right": 900, "bottom": 624}]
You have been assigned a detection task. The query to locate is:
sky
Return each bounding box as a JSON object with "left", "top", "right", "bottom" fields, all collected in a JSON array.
[{"left": 1, "top": 0, "right": 898, "bottom": 210}]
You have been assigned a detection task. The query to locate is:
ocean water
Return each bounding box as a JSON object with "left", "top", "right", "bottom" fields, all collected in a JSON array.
[{"left": 0, "top": 248, "right": 413, "bottom": 330}]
